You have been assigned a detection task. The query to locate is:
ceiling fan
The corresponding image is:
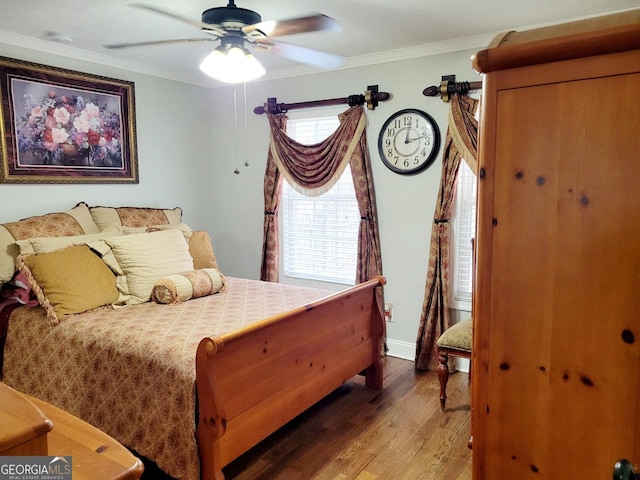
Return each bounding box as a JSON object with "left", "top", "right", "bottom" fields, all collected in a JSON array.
[{"left": 105, "top": 1, "right": 344, "bottom": 82}]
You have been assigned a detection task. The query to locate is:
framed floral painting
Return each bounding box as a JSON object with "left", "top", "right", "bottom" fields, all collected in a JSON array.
[{"left": 0, "top": 56, "right": 138, "bottom": 183}]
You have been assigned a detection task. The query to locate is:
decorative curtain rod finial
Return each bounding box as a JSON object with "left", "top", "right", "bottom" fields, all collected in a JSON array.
[
  {"left": 364, "top": 85, "right": 391, "bottom": 110},
  {"left": 423, "top": 85, "right": 440, "bottom": 97},
  {"left": 423, "top": 74, "right": 482, "bottom": 102},
  {"left": 253, "top": 98, "right": 286, "bottom": 115}
]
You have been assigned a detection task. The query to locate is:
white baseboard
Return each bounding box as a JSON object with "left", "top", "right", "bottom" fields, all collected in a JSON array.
[
  {"left": 456, "top": 358, "right": 470, "bottom": 373},
  {"left": 385, "top": 338, "right": 416, "bottom": 361},
  {"left": 385, "top": 338, "right": 470, "bottom": 373}
]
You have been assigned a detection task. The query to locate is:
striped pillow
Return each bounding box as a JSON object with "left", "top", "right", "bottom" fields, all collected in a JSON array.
[{"left": 96, "top": 229, "right": 194, "bottom": 305}]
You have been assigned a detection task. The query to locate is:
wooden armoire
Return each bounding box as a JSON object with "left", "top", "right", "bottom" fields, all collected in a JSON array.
[{"left": 471, "top": 10, "right": 640, "bottom": 480}]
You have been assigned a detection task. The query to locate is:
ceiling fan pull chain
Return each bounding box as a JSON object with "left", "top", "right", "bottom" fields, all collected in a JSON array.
[
  {"left": 243, "top": 82, "right": 249, "bottom": 167},
  {"left": 233, "top": 84, "right": 240, "bottom": 174}
]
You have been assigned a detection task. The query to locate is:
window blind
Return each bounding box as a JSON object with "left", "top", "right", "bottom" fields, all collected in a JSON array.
[
  {"left": 451, "top": 160, "right": 476, "bottom": 308},
  {"left": 281, "top": 115, "right": 359, "bottom": 285}
]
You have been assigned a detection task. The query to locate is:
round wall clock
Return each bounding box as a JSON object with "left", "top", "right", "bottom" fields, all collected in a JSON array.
[{"left": 377, "top": 108, "right": 441, "bottom": 175}]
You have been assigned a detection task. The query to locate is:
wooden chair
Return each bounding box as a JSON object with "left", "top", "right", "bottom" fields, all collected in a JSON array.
[
  {"left": 437, "top": 238, "right": 474, "bottom": 413},
  {"left": 436, "top": 318, "right": 472, "bottom": 411}
]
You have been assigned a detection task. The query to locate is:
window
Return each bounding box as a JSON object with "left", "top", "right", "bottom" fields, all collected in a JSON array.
[
  {"left": 280, "top": 113, "right": 359, "bottom": 287},
  {"left": 450, "top": 160, "right": 476, "bottom": 310}
]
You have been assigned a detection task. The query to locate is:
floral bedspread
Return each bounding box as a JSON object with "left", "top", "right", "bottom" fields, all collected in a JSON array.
[{"left": 2, "top": 277, "right": 331, "bottom": 480}]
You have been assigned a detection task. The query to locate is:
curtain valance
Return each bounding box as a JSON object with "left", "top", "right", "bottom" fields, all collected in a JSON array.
[{"left": 267, "top": 106, "right": 366, "bottom": 196}]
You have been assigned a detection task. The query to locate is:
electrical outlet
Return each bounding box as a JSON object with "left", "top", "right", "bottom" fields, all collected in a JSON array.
[{"left": 384, "top": 302, "right": 394, "bottom": 322}]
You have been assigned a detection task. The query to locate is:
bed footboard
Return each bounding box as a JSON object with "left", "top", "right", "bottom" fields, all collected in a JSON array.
[{"left": 195, "top": 276, "right": 385, "bottom": 480}]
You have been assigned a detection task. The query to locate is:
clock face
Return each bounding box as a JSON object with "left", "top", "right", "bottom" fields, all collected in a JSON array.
[{"left": 377, "top": 108, "right": 441, "bottom": 175}]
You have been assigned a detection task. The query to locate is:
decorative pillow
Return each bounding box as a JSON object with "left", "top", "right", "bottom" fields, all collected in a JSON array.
[
  {"left": 189, "top": 231, "right": 219, "bottom": 269},
  {"left": 151, "top": 268, "right": 226, "bottom": 304},
  {"left": 144, "top": 222, "right": 193, "bottom": 242},
  {"left": 98, "top": 229, "right": 194, "bottom": 305},
  {"left": 18, "top": 245, "right": 119, "bottom": 325},
  {"left": 145, "top": 225, "right": 217, "bottom": 268},
  {"left": 15, "top": 227, "right": 124, "bottom": 256},
  {"left": 89, "top": 205, "right": 183, "bottom": 231},
  {"left": 0, "top": 202, "right": 99, "bottom": 285}
]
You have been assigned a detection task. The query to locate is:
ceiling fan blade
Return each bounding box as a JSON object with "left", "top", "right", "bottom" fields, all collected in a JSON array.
[
  {"left": 257, "top": 39, "right": 344, "bottom": 69},
  {"left": 243, "top": 13, "right": 341, "bottom": 37},
  {"left": 130, "top": 3, "right": 227, "bottom": 37},
  {"left": 104, "top": 38, "right": 214, "bottom": 50}
]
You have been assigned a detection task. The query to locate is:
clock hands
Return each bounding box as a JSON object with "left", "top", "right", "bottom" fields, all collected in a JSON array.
[
  {"left": 401, "top": 127, "right": 428, "bottom": 144},
  {"left": 405, "top": 133, "right": 429, "bottom": 144}
]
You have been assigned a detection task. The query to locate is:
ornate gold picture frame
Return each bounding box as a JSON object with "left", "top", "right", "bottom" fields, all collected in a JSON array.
[{"left": 0, "top": 56, "right": 138, "bottom": 184}]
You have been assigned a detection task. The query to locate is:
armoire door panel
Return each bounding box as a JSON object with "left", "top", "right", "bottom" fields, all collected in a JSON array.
[{"left": 474, "top": 34, "right": 640, "bottom": 480}]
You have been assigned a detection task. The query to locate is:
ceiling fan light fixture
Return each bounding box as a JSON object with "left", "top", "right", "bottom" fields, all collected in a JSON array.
[
  {"left": 199, "top": 42, "right": 265, "bottom": 83},
  {"left": 117, "top": 3, "right": 344, "bottom": 77}
]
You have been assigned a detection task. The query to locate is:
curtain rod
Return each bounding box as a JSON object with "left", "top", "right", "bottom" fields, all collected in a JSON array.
[
  {"left": 423, "top": 74, "right": 483, "bottom": 102},
  {"left": 254, "top": 85, "right": 391, "bottom": 114}
]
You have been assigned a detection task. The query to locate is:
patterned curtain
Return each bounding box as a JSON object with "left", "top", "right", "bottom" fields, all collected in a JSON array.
[
  {"left": 259, "top": 116, "right": 285, "bottom": 282},
  {"left": 415, "top": 94, "right": 479, "bottom": 371},
  {"left": 350, "top": 127, "right": 383, "bottom": 285},
  {"left": 260, "top": 105, "right": 383, "bottom": 286}
]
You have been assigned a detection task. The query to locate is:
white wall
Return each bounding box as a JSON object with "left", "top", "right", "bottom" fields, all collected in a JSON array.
[
  {"left": 204, "top": 49, "right": 481, "bottom": 360},
  {"left": 0, "top": 41, "right": 479, "bottom": 361}
]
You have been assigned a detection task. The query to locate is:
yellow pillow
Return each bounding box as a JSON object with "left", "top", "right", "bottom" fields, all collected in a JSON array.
[
  {"left": 18, "top": 245, "right": 119, "bottom": 325},
  {"left": 189, "top": 231, "right": 219, "bottom": 269},
  {"left": 0, "top": 202, "right": 99, "bottom": 284}
]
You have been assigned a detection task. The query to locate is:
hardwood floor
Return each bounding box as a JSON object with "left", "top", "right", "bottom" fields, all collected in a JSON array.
[{"left": 142, "top": 356, "right": 472, "bottom": 480}]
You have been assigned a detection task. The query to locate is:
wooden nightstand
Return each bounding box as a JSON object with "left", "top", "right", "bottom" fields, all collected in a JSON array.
[{"left": 0, "top": 382, "right": 144, "bottom": 480}]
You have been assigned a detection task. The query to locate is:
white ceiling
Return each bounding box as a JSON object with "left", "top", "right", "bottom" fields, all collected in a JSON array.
[{"left": 0, "top": 0, "right": 638, "bottom": 87}]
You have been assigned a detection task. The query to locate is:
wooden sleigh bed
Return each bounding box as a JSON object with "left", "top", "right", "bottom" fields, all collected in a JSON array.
[{"left": 0, "top": 203, "right": 386, "bottom": 480}]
